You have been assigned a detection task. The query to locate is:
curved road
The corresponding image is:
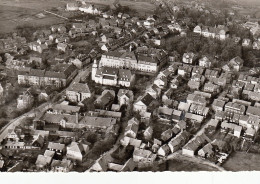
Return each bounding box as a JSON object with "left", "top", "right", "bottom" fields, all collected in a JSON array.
[{"left": 0, "top": 102, "right": 52, "bottom": 142}]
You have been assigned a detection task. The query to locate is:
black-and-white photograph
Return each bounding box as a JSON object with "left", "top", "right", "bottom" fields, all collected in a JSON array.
[{"left": 0, "top": 0, "right": 260, "bottom": 178}]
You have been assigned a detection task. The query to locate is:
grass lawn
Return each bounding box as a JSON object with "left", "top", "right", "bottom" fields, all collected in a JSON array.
[{"left": 223, "top": 151, "right": 260, "bottom": 171}]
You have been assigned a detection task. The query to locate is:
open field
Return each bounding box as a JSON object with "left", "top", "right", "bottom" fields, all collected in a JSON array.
[
  {"left": 0, "top": 0, "right": 155, "bottom": 34},
  {"left": 0, "top": 0, "right": 72, "bottom": 34},
  {"left": 237, "top": 0, "right": 260, "bottom": 6},
  {"left": 223, "top": 152, "right": 260, "bottom": 171},
  {"left": 84, "top": 0, "right": 155, "bottom": 15}
]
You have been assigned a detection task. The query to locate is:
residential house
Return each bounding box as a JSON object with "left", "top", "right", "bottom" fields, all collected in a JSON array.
[
  {"left": 161, "top": 129, "right": 173, "bottom": 142},
  {"left": 204, "top": 69, "right": 219, "bottom": 79},
  {"left": 221, "top": 121, "right": 242, "bottom": 137},
  {"left": 124, "top": 122, "right": 139, "bottom": 139},
  {"left": 94, "top": 90, "right": 115, "bottom": 110},
  {"left": 188, "top": 80, "right": 201, "bottom": 90},
  {"left": 7, "top": 129, "right": 21, "bottom": 142},
  {"left": 133, "top": 93, "right": 155, "bottom": 113},
  {"left": 143, "top": 126, "right": 153, "bottom": 140},
  {"left": 203, "top": 82, "right": 220, "bottom": 94},
  {"left": 206, "top": 119, "right": 219, "bottom": 132},
  {"left": 246, "top": 106, "right": 260, "bottom": 118},
  {"left": 17, "top": 91, "right": 34, "bottom": 110},
  {"left": 183, "top": 52, "right": 196, "bottom": 64},
  {"left": 117, "top": 89, "right": 134, "bottom": 107},
  {"left": 170, "top": 75, "right": 182, "bottom": 89},
  {"left": 172, "top": 110, "right": 182, "bottom": 122},
  {"left": 154, "top": 76, "right": 167, "bottom": 89},
  {"left": 177, "top": 64, "right": 192, "bottom": 77},
  {"left": 140, "top": 111, "right": 151, "bottom": 126},
  {"left": 225, "top": 102, "right": 246, "bottom": 115},
  {"left": 66, "top": 142, "right": 89, "bottom": 162},
  {"left": 199, "top": 56, "right": 212, "bottom": 68},
  {"left": 168, "top": 131, "right": 190, "bottom": 153},
  {"left": 90, "top": 158, "right": 108, "bottom": 172},
  {"left": 186, "top": 94, "right": 207, "bottom": 106},
  {"left": 51, "top": 159, "right": 73, "bottom": 172},
  {"left": 189, "top": 104, "right": 209, "bottom": 117},
  {"left": 212, "top": 99, "right": 226, "bottom": 112},
  {"left": 57, "top": 43, "right": 68, "bottom": 52},
  {"left": 146, "top": 84, "right": 161, "bottom": 99},
  {"left": 185, "top": 113, "right": 204, "bottom": 124},
  {"left": 178, "top": 102, "right": 191, "bottom": 112},
  {"left": 28, "top": 42, "right": 47, "bottom": 53},
  {"left": 158, "top": 106, "right": 174, "bottom": 121},
  {"left": 66, "top": 3, "right": 79, "bottom": 11},
  {"left": 47, "top": 104, "right": 80, "bottom": 115},
  {"left": 47, "top": 142, "right": 65, "bottom": 155},
  {"left": 182, "top": 134, "right": 209, "bottom": 157},
  {"left": 253, "top": 40, "right": 260, "bottom": 50},
  {"left": 198, "top": 143, "right": 214, "bottom": 158},
  {"left": 133, "top": 148, "right": 156, "bottom": 164},
  {"left": 79, "top": 116, "right": 116, "bottom": 130},
  {"left": 223, "top": 56, "right": 244, "bottom": 72},
  {"left": 242, "top": 38, "right": 251, "bottom": 47},
  {"left": 158, "top": 144, "right": 171, "bottom": 157},
  {"left": 35, "top": 155, "right": 52, "bottom": 170},
  {"left": 192, "top": 66, "right": 205, "bottom": 76}
]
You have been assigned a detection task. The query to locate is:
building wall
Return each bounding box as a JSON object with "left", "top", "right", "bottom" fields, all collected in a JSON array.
[
  {"left": 182, "top": 148, "right": 194, "bottom": 157},
  {"left": 66, "top": 151, "right": 82, "bottom": 162},
  {"left": 99, "top": 55, "right": 159, "bottom": 73}
]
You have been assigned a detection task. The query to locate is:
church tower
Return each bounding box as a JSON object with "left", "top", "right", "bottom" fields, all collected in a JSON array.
[{"left": 92, "top": 59, "right": 98, "bottom": 81}]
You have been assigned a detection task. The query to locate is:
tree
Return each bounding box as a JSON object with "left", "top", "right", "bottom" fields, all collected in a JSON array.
[{"left": 243, "top": 50, "right": 257, "bottom": 67}]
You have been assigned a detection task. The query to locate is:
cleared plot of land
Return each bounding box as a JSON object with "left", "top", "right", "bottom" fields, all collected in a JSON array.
[
  {"left": 223, "top": 152, "right": 260, "bottom": 171},
  {"left": 0, "top": 0, "right": 71, "bottom": 34}
]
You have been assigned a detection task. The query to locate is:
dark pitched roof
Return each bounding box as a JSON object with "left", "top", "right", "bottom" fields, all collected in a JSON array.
[{"left": 140, "top": 93, "right": 155, "bottom": 106}]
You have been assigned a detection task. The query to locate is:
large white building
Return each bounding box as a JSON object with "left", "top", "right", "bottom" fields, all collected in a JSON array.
[
  {"left": 79, "top": 5, "right": 101, "bottom": 15},
  {"left": 92, "top": 60, "right": 135, "bottom": 87},
  {"left": 98, "top": 50, "right": 167, "bottom": 75}
]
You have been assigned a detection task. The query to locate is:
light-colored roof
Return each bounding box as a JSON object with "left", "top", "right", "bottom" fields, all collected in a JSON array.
[
  {"left": 48, "top": 142, "right": 65, "bottom": 151},
  {"left": 79, "top": 116, "right": 116, "bottom": 128},
  {"left": 35, "top": 155, "right": 52, "bottom": 167},
  {"left": 67, "top": 82, "right": 90, "bottom": 93}
]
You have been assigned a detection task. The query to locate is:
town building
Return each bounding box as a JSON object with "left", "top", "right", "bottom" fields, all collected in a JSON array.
[
  {"left": 66, "top": 82, "right": 92, "bottom": 103},
  {"left": 92, "top": 62, "right": 135, "bottom": 87},
  {"left": 66, "top": 142, "right": 89, "bottom": 162},
  {"left": 98, "top": 50, "right": 167, "bottom": 74},
  {"left": 17, "top": 91, "right": 34, "bottom": 110},
  {"left": 18, "top": 64, "right": 78, "bottom": 88},
  {"left": 117, "top": 89, "right": 134, "bottom": 107}
]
